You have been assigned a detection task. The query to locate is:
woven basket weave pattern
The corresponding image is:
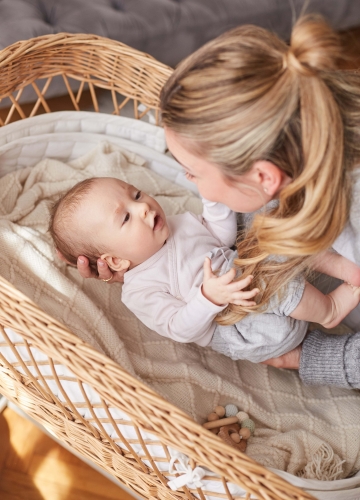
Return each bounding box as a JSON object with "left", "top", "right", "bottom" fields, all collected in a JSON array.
[{"left": 0, "top": 33, "right": 314, "bottom": 500}]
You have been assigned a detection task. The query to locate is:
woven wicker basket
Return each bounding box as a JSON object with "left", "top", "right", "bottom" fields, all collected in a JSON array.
[{"left": 0, "top": 33, "right": 315, "bottom": 500}]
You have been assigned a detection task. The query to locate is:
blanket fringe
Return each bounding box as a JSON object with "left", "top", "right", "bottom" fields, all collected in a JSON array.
[{"left": 297, "top": 443, "right": 345, "bottom": 481}]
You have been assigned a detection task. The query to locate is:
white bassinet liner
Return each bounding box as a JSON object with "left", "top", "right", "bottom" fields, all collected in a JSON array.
[
  {"left": 0, "top": 111, "right": 197, "bottom": 192},
  {"left": 0, "top": 112, "right": 359, "bottom": 499}
]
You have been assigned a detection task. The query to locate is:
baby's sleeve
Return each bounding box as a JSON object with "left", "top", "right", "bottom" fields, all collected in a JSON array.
[
  {"left": 201, "top": 199, "right": 237, "bottom": 248},
  {"left": 122, "top": 284, "right": 224, "bottom": 346}
]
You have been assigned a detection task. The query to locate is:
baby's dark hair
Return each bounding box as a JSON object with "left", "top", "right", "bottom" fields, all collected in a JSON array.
[{"left": 49, "top": 177, "right": 103, "bottom": 272}]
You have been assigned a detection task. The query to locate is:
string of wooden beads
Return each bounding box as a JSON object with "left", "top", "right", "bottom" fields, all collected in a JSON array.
[{"left": 202, "top": 404, "right": 255, "bottom": 453}]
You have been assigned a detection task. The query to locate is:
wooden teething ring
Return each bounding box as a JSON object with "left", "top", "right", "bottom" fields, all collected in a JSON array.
[{"left": 218, "top": 423, "right": 247, "bottom": 452}]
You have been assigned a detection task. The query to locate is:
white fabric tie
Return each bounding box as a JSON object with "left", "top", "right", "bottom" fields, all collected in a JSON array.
[{"left": 167, "top": 450, "right": 206, "bottom": 491}]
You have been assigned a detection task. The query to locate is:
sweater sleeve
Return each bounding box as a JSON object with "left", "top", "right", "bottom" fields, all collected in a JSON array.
[
  {"left": 201, "top": 199, "right": 237, "bottom": 248},
  {"left": 122, "top": 285, "right": 225, "bottom": 346},
  {"left": 299, "top": 329, "right": 360, "bottom": 389}
]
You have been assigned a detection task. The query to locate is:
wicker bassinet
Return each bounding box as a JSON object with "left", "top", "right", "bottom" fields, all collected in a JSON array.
[{"left": 0, "top": 33, "right": 320, "bottom": 500}]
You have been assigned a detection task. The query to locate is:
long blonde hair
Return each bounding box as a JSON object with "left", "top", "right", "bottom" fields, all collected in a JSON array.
[{"left": 160, "top": 15, "right": 360, "bottom": 322}]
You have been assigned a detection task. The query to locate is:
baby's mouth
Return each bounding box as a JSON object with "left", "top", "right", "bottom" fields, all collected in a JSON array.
[{"left": 153, "top": 214, "right": 164, "bottom": 231}]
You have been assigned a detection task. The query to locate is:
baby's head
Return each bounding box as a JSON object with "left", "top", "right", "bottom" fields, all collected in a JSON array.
[{"left": 49, "top": 177, "right": 169, "bottom": 273}]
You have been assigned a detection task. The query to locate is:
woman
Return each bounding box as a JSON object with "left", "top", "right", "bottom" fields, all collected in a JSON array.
[{"left": 67, "top": 15, "right": 360, "bottom": 389}]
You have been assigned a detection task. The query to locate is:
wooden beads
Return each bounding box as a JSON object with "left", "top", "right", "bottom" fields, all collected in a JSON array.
[
  {"left": 231, "top": 433, "right": 241, "bottom": 443},
  {"left": 236, "top": 411, "right": 249, "bottom": 423},
  {"left": 203, "top": 416, "right": 238, "bottom": 430},
  {"left": 218, "top": 423, "right": 248, "bottom": 452},
  {"left": 206, "top": 407, "right": 226, "bottom": 431},
  {"left": 239, "top": 427, "right": 251, "bottom": 440},
  {"left": 203, "top": 403, "right": 256, "bottom": 454},
  {"left": 224, "top": 404, "right": 238, "bottom": 417},
  {"left": 218, "top": 423, "right": 243, "bottom": 452},
  {"left": 214, "top": 405, "right": 226, "bottom": 417},
  {"left": 241, "top": 418, "right": 255, "bottom": 435}
]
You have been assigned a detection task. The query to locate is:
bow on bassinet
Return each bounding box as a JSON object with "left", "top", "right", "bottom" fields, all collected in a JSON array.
[{"left": 167, "top": 449, "right": 206, "bottom": 491}]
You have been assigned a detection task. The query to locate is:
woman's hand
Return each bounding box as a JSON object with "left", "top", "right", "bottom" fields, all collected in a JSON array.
[
  {"left": 56, "top": 250, "right": 125, "bottom": 283},
  {"left": 261, "top": 344, "right": 302, "bottom": 370}
]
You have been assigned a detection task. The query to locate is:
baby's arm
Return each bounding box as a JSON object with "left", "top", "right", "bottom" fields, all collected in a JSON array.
[
  {"left": 311, "top": 250, "right": 360, "bottom": 286},
  {"left": 290, "top": 280, "right": 360, "bottom": 329},
  {"left": 122, "top": 284, "right": 224, "bottom": 346},
  {"left": 201, "top": 199, "right": 237, "bottom": 248},
  {"left": 202, "top": 257, "right": 259, "bottom": 306}
]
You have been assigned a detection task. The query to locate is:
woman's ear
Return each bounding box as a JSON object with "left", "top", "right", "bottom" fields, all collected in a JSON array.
[
  {"left": 101, "top": 254, "right": 130, "bottom": 272},
  {"left": 251, "top": 160, "right": 291, "bottom": 196}
]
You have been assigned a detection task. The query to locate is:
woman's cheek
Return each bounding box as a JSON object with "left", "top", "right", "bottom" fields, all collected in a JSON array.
[{"left": 198, "top": 184, "right": 220, "bottom": 202}]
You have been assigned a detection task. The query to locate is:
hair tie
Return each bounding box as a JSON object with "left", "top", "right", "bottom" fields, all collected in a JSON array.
[
  {"left": 282, "top": 52, "right": 288, "bottom": 71},
  {"left": 282, "top": 50, "right": 315, "bottom": 77}
]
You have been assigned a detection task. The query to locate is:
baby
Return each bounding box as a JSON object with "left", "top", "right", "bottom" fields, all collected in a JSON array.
[{"left": 49, "top": 177, "right": 360, "bottom": 363}]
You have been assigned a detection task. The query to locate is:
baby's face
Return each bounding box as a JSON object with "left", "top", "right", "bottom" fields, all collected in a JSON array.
[{"left": 76, "top": 178, "right": 169, "bottom": 269}]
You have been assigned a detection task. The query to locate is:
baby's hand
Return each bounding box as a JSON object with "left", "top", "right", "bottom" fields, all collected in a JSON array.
[{"left": 202, "top": 257, "right": 259, "bottom": 306}]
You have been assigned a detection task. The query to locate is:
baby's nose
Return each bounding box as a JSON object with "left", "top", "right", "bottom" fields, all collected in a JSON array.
[{"left": 138, "top": 202, "right": 150, "bottom": 217}]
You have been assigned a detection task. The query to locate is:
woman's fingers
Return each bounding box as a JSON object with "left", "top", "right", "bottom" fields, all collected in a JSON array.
[
  {"left": 97, "top": 259, "right": 114, "bottom": 281},
  {"left": 58, "top": 251, "right": 121, "bottom": 283},
  {"left": 77, "top": 256, "right": 97, "bottom": 279},
  {"left": 261, "top": 345, "right": 302, "bottom": 369},
  {"left": 98, "top": 259, "right": 126, "bottom": 283},
  {"left": 64, "top": 255, "right": 122, "bottom": 283}
]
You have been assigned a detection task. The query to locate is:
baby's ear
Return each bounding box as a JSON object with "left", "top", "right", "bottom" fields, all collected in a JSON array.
[{"left": 101, "top": 254, "right": 130, "bottom": 272}]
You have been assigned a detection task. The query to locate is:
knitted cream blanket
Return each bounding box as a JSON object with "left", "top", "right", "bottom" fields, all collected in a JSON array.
[{"left": 0, "top": 142, "right": 359, "bottom": 480}]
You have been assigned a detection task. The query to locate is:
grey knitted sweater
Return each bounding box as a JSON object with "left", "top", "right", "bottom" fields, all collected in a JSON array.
[{"left": 299, "top": 168, "right": 360, "bottom": 389}]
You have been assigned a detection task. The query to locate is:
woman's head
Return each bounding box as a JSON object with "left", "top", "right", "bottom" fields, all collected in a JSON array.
[
  {"left": 161, "top": 15, "right": 360, "bottom": 319},
  {"left": 161, "top": 15, "right": 348, "bottom": 181},
  {"left": 165, "top": 127, "right": 292, "bottom": 213}
]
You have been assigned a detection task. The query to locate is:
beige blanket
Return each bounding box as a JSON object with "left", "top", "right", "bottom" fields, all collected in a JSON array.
[{"left": 0, "top": 142, "right": 359, "bottom": 480}]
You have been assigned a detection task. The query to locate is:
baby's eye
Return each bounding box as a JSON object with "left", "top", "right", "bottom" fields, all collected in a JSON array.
[
  {"left": 135, "top": 190, "right": 141, "bottom": 200},
  {"left": 123, "top": 213, "right": 130, "bottom": 224}
]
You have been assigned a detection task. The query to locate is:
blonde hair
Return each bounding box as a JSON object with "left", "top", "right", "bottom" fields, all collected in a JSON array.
[
  {"left": 161, "top": 15, "right": 360, "bottom": 322},
  {"left": 49, "top": 177, "right": 105, "bottom": 273}
]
